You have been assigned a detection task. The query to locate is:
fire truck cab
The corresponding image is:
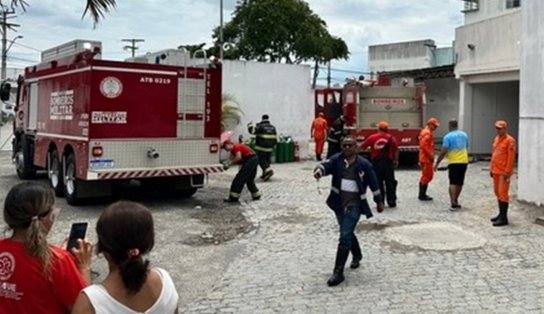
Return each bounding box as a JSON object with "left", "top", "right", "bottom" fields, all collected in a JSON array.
[{"left": 2, "top": 40, "right": 223, "bottom": 205}]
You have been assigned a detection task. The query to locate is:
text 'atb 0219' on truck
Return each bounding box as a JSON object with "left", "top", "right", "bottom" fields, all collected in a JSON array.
[{"left": 0, "top": 40, "right": 223, "bottom": 205}]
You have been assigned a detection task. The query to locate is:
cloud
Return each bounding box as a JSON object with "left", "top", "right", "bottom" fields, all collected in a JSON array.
[{"left": 8, "top": 0, "right": 464, "bottom": 81}]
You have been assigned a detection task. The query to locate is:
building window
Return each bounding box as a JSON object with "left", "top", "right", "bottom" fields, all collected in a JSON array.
[
  {"left": 461, "top": 0, "right": 479, "bottom": 12},
  {"left": 506, "top": 0, "right": 521, "bottom": 9}
]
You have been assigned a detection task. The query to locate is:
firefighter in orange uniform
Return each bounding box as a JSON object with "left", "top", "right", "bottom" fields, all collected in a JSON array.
[
  {"left": 490, "top": 120, "right": 516, "bottom": 227},
  {"left": 418, "top": 117, "right": 439, "bottom": 201},
  {"left": 311, "top": 112, "right": 329, "bottom": 161}
]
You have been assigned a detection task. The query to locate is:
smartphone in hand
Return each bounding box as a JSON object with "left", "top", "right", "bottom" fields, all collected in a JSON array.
[{"left": 66, "top": 222, "right": 88, "bottom": 251}]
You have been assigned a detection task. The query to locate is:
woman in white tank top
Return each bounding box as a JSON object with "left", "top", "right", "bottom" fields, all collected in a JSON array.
[{"left": 71, "top": 201, "right": 179, "bottom": 314}]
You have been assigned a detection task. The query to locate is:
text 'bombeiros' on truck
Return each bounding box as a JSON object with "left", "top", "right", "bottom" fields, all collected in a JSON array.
[
  {"left": 0, "top": 40, "right": 224, "bottom": 205},
  {"left": 314, "top": 76, "right": 425, "bottom": 163}
]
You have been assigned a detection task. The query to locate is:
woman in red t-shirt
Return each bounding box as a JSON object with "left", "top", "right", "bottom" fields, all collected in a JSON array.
[{"left": 0, "top": 182, "right": 93, "bottom": 313}]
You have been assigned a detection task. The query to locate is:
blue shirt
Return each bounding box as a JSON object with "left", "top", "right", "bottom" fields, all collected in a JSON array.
[{"left": 443, "top": 129, "right": 469, "bottom": 164}]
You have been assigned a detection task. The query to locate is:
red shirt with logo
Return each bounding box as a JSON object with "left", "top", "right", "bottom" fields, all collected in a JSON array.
[
  {"left": 231, "top": 143, "right": 255, "bottom": 160},
  {"left": 0, "top": 239, "right": 86, "bottom": 314},
  {"left": 361, "top": 132, "right": 399, "bottom": 160}
]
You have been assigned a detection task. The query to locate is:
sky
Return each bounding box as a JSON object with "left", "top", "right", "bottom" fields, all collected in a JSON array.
[{"left": 6, "top": 0, "right": 465, "bottom": 84}]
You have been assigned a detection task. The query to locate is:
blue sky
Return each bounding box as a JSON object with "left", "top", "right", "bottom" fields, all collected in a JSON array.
[{"left": 7, "top": 0, "right": 464, "bottom": 84}]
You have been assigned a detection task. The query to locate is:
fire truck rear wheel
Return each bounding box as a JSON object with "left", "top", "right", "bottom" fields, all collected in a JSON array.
[
  {"left": 15, "top": 135, "right": 37, "bottom": 179},
  {"left": 48, "top": 150, "right": 64, "bottom": 197},
  {"left": 64, "top": 153, "right": 81, "bottom": 205}
]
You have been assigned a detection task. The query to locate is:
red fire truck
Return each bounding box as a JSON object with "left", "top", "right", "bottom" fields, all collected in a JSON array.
[
  {"left": 343, "top": 77, "right": 425, "bottom": 160},
  {"left": 1, "top": 41, "right": 223, "bottom": 204},
  {"left": 315, "top": 77, "right": 425, "bottom": 160}
]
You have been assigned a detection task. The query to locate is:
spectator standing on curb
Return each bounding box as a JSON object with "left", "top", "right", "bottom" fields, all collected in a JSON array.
[
  {"left": 313, "top": 136, "right": 384, "bottom": 287},
  {"left": 247, "top": 114, "right": 277, "bottom": 181},
  {"left": 0, "top": 182, "right": 93, "bottom": 313},
  {"left": 72, "top": 201, "right": 179, "bottom": 314},
  {"left": 489, "top": 120, "right": 516, "bottom": 227},
  {"left": 434, "top": 119, "right": 469, "bottom": 210},
  {"left": 418, "top": 117, "right": 440, "bottom": 201},
  {"left": 311, "top": 112, "right": 329, "bottom": 161},
  {"left": 326, "top": 115, "right": 346, "bottom": 159},
  {"left": 221, "top": 140, "right": 262, "bottom": 202},
  {"left": 360, "top": 121, "right": 399, "bottom": 208}
]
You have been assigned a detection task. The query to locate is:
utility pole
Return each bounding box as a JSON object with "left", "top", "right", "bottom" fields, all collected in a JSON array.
[
  {"left": 0, "top": 7, "right": 19, "bottom": 81},
  {"left": 122, "top": 38, "right": 144, "bottom": 58}
]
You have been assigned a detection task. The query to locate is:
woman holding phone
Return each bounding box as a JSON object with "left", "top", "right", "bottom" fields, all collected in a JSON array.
[
  {"left": 0, "top": 182, "right": 93, "bottom": 313},
  {"left": 72, "top": 201, "right": 179, "bottom": 314}
]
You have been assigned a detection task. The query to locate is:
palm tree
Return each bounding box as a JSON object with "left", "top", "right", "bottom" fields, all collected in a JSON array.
[
  {"left": 6, "top": 0, "right": 116, "bottom": 25},
  {"left": 221, "top": 93, "right": 243, "bottom": 133}
]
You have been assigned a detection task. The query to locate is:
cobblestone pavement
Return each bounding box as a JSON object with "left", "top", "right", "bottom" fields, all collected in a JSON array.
[{"left": 185, "top": 159, "right": 544, "bottom": 314}]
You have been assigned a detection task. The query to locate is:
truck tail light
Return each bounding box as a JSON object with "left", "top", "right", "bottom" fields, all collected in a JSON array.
[
  {"left": 209, "top": 143, "right": 219, "bottom": 153},
  {"left": 92, "top": 146, "right": 103, "bottom": 157}
]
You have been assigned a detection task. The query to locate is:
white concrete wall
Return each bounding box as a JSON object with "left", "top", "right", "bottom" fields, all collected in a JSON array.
[
  {"left": 369, "top": 40, "right": 434, "bottom": 73},
  {"left": 455, "top": 10, "right": 521, "bottom": 78},
  {"left": 518, "top": 0, "right": 544, "bottom": 205},
  {"left": 222, "top": 60, "right": 313, "bottom": 159},
  {"left": 424, "top": 78, "right": 460, "bottom": 139}
]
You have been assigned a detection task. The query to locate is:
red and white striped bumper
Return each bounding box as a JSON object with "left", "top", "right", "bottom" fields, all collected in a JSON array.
[{"left": 90, "top": 165, "right": 223, "bottom": 180}]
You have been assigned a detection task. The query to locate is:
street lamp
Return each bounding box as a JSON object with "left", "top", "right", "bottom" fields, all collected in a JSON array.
[
  {"left": 7, "top": 35, "right": 23, "bottom": 53},
  {"left": 1, "top": 35, "right": 23, "bottom": 81}
]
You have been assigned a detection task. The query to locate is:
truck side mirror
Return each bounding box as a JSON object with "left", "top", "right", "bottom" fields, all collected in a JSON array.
[{"left": 0, "top": 82, "right": 11, "bottom": 101}]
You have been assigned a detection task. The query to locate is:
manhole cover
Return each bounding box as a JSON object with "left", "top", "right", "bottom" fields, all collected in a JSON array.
[{"left": 385, "top": 221, "right": 486, "bottom": 251}]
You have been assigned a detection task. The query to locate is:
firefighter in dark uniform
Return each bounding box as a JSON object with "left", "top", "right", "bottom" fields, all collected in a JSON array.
[
  {"left": 247, "top": 114, "right": 277, "bottom": 181},
  {"left": 326, "top": 115, "right": 346, "bottom": 159},
  {"left": 222, "top": 140, "right": 262, "bottom": 202}
]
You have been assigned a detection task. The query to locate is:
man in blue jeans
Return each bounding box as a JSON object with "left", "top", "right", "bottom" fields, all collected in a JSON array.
[{"left": 314, "top": 135, "right": 384, "bottom": 286}]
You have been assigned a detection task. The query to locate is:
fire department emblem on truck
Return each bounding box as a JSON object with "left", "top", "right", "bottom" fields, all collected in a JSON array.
[{"left": 100, "top": 76, "right": 123, "bottom": 98}]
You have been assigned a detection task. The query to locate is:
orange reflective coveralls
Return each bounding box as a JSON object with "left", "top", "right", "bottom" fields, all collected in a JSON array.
[
  {"left": 491, "top": 133, "right": 516, "bottom": 202},
  {"left": 311, "top": 115, "right": 328, "bottom": 156},
  {"left": 418, "top": 127, "right": 435, "bottom": 184}
]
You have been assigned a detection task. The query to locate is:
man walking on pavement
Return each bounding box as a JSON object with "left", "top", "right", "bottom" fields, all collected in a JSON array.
[
  {"left": 490, "top": 120, "right": 516, "bottom": 227},
  {"left": 360, "top": 121, "right": 399, "bottom": 208},
  {"left": 418, "top": 117, "right": 440, "bottom": 201},
  {"left": 311, "top": 112, "right": 329, "bottom": 161},
  {"left": 221, "top": 140, "right": 262, "bottom": 202},
  {"left": 326, "top": 115, "right": 346, "bottom": 159},
  {"left": 248, "top": 114, "right": 277, "bottom": 181},
  {"left": 434, "top": 119, "right": 469, "bottom": 210},
  {"left": 314, "top": 135, "right": 384, "bottom": 287}
]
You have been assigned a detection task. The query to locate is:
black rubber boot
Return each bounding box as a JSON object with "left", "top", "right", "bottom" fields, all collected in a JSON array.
[
  {"left": 316, "top": 154, "right": 322, "bottom": 161},
  {"left": 490, "top": 201, "right": 501, "bottom": 222},
  {"left": 327, "top": 249, "right": 349, "bottom": 286},
  {"left": 493, "top": 202, "right": 509, "bottom": 227},
  {"left": 350, "top": 237, "right": 362, "bottom": 269},
  {"left": 418, "top": 184, "right": 433, "bottom": 201}
]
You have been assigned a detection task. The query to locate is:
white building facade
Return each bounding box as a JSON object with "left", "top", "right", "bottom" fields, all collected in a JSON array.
[
  {"left": 519, "top": 1, "right": 544, "bottom": 205},
  {"left": 455, "top": 0, "right": 521, "bottom": 155}
]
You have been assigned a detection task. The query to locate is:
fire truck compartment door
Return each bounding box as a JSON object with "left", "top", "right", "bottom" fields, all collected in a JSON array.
[
  {"left": 28, "top": 82, "right": 38, "bottom": 130},
  {"left": 177, "top": 76, "right": 205, "bottom": 139}
]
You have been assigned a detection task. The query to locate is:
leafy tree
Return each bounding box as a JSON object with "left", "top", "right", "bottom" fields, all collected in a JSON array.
[
  {"left": 210, "top": 0, "right": 348, "bottom": 65},
  {"left": 5, "top": 0, "right": 116, "bottom": 26},
  {"left": 209, "top": 0, "right": 348, "bottom": 87},
  {"left": 221, "top": 93, "right": 244, "bottom": 132}
]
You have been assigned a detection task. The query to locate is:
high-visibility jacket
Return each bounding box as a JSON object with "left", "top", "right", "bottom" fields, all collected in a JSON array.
[
  {"left": 248, "top": 119, "right": 277, "bottom": 152},
  {"left": 491, "top": 133, "right": 516, "bottom": 176},
  {"left": 418, "top": 127, "right": 434, "bottom": 163},
  {"left": 311, "top": 116, "right": 328, "bottom": 140}
]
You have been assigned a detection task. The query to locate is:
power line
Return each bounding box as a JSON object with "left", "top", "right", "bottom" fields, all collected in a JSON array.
[
  {"left": 11, "top": 41, "right": 41, "bottom": 52},
  {"left": 121, "top": 38, "right": 144, "bottom": 58}
]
